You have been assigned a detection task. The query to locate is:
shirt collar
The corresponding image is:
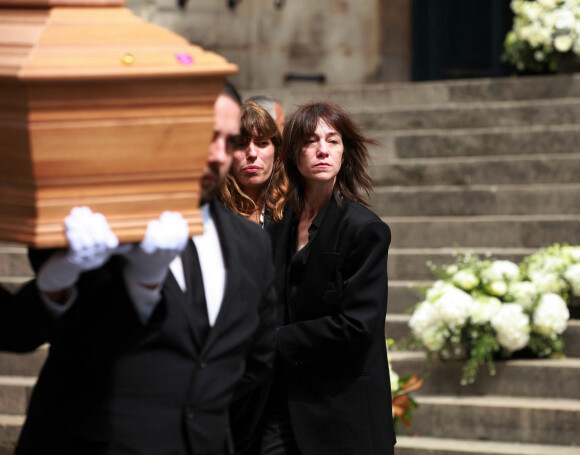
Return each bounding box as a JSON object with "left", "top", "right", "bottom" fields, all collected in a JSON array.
[{"left": 200, "top": 202, "right": 212, "bottom": 227}]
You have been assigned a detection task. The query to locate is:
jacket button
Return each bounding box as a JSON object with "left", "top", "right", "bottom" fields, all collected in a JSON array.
[
  {"left": 186, "top": 409, "right": 195, "bottom": 420},
  {"left": 199, "top": 361, "right": 207, "bottom": 369}
]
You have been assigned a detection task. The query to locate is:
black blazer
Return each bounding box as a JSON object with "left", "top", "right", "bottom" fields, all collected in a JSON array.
[
  {"left": 0, "top": 286, "right": 55, "bottom": 352},
  {"left": 14, "top": 201, "right": 277, "bottom": 455},
  {"left": 270, "top": 197, "right": 395, "bottom": 455}
]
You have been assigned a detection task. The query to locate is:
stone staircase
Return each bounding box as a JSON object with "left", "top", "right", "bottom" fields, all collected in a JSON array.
[
  {"left": 250, "top": 74, "right": 580, "bottom": 454},
  {"left": 0, "top": 245, "right": 36, "bottom": 454},
  {"left": 0, "top": 74, "right": 579, "bottom": 453}
]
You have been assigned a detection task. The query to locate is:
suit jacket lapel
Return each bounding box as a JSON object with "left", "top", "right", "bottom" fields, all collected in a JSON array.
[
  {"left": 162, "top": 268, "right": 202, "bottom": 356},
  {"left": 198, "top": 201, "right": 236, "bottom": 355},
  {"left": 291, "top": 197, "right": 348, "bottom": 307}
]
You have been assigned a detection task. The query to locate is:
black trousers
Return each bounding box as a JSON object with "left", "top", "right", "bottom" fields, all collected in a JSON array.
[{"left": 259, "top": 374, "right": 301, "bottom": 455}]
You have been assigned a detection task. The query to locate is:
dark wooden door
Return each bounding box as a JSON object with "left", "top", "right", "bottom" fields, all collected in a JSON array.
[{"left": 412, "top": 0, "right": 514, "bottom": 81}]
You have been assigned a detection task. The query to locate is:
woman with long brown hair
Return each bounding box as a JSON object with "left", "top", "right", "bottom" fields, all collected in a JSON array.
[
  {"left": 219, "top": 101, "right": 287, "bottom": 226},
  {"left": 220, "top": 101, "right": 287, "bottom": 454},
  {"left": 260, "top": 101, "right": 396, "bottom": 454}
]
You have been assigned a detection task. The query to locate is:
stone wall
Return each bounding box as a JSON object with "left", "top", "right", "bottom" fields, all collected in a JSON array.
[{"left": 125, "top": 0, "right": 387, "bottom": 90}]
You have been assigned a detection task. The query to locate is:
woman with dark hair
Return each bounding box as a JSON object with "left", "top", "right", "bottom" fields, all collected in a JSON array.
[
  {"left": 219, "top": 101, "right": 286, "bottom": 454},
  {"left": 261, "top": 101, "right": 396, "bottom": 454},
  {"left": 219, "top": 101, "right": 287, "bottom": 226}
]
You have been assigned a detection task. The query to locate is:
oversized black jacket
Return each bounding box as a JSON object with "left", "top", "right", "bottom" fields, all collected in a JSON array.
[{"left": 269, "top": 196, "right": 396, "bottom": 455}]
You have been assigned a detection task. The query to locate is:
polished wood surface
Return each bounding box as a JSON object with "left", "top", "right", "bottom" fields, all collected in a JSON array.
[{"left": 0, "top": 3, "right": 238, "bottom": 247}]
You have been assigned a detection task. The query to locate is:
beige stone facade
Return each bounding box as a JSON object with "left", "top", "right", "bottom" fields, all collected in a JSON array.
[{"left": 125, "top": 0, "right": 412, "bottom": 90}]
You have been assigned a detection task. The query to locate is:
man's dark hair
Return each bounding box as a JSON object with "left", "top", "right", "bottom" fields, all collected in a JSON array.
[{"left": 222, "top": 80, "right": 242, "bottom": 106}]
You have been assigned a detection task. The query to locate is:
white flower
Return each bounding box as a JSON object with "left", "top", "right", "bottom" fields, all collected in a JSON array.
[
  {"left": 388, "top": 363, "right": 399, "bottom": 393},
  {"left": 555, "top": 34, "right": 575, "bottom": 51},
  {"left": 482, "top": 260, "right": 521, "bottom": 282},
  {"left": 536, "top": 26, "right": 554, "bottom": 46},
  {"left": 533, "top": 293, "right": 570, "bottom": 337},
  {"left": 521, "top": 1, "right": 543, "bottom": 21},
  {"left": 528, "top": 254, "right": 568, "bottom": 275},
  {"left": 554, "top": 9, "right": 577, "bottom": 30},
  {"left": 491, "top": 304, "right": 530, "bottom": 352},
  {"left": 409, "top": 301, "right": 440, "bottom": 336},
  {"left": 432, "top": 287, "right": 473, "bottom": 329},
  {"left": 564, "top": 263, "right": 580, "bottom": 296},
  {"left": 426, "top": 280, "right": 453, "bottom": 302},
  {"left": 421, "top": 325, "right": 448, "bottom": 352},
  {"left": 510, "top": 281, "right": 538, "bottom": 310},
  {"left": 471, "top": 295, "right": 502, "bottom": 325},
  {"left": 487, "top": 280, "right": 509, "bottom": 297},
  {"left": 538, "top": 0, "right": 557, "bottom": 8},
  {"left": 511, "top": 0, "right": 525, "bottom": 15},
  {"left": 452, "top": 270, "right": 479, "bottom": 291},
  {"left": 563, "top": 246, "right": 580, "bottom": 262},
  {"left": 531, "top": 272, "right": 566, "bottom": 294},
  {"left": 446, "top": 264, "right": 459, "bottom": 276},
  {"left": 526, "top": 24, "right": 547, "bottom": 47}
]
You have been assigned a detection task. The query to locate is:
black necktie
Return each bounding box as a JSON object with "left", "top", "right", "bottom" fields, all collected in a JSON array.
[{"left": 181, "top": 239, "right": 211, "bottom": 347}]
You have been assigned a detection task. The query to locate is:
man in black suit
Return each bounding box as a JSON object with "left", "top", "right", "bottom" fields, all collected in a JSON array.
[{"left": 13, "top": 83, "right": 277, "bottom": 455}]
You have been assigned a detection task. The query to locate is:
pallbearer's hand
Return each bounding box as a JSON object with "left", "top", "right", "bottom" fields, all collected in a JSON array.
[
  {"left": 37, "top": 206, "right": 121, "bottom": 292},
  {"left": 122, "top": 211, "right": 189, "bottom": 287}
]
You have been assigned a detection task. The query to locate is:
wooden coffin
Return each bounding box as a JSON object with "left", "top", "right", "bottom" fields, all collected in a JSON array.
[{"left": 0, "top": 0, "right": 238, "bottom": 247}]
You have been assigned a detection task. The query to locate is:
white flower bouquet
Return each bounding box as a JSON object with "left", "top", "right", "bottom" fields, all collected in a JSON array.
[
  {"left": 503, "top": 0, "right": 580, "bottom": 73},
  {"left": 407, "top": 248, "right": 572, "bottom": 384}
]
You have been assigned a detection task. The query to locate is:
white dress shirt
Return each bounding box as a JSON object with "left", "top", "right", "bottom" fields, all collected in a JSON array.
[{"left": 126, "top": 203, "right": 227, "bottom": 324}]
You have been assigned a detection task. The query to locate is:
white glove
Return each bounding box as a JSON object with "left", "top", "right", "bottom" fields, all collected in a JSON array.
[
  {"left": 37, "top": 207, "right": 121, "bottom": 292},
  {"left": 123, "top": 211, "right": 189, "bottom": 286}
]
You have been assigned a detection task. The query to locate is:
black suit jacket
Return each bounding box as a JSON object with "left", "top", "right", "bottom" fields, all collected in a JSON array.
[
  {"left": 269, "top": 197, "right": 396, "bottom": 455},
  {"left": 14, "top": 201, "right": 277, "bottom": 455},
  {"left": 0, "top": 286, "right": 55, "bottom": 352}
]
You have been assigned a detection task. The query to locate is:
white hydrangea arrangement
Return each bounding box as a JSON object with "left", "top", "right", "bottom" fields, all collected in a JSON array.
[
  {"left": 407, "top": 247, "right": 574, "bottom": 384},
  {"left": 503, "top": 0, "right": 580, "bottom": 73}
]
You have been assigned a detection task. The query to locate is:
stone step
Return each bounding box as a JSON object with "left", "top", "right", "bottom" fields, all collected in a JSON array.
[
  {"left": 372, "top": 184, "right": 580, "bottom": 217},
  {"left": 0, "top": 245, "right": 31, "bottom": 280},
  {"left": 384, "top": 215, "right": 580, "bottom": 249},
  {"left": 367, "top": 124, "right": 580, "bottom": 161},
  {"left": 387, "top": 247, "right": 534, "bottom": 282},
  {"left": 0, "top": 243, "right": 32, "bottom": 288},
  {"left": 0, "top": 348, "right": 47, "bottom": 377},
  {"left": 395, "top": 395, "right": 580, "bottom": 446},
  {"left": 351, "top": 98, "right": 580, "bottom": 131},
  {"left": 385, "top": 316, "right": 580, "bottom": 359},
  {"left": 0, "top": 414, "right": 23, "bottom": 454},
  {"left": 384, "top": 313, "right": 417, "bottom": 345},
  {"left": 0, "top": 278, "right": 30, "bottom": 294},
  {"left": 389, "top": 351, "right": 580, "bottom": 400},
  {"left": 370, "top": 153, "right": 580, "bottom": 186},
  {"left": 0, "top": 377, "right": 35, "bottom": 415},
  {"left": 395, "top": 436, "right": 580, "bottom": 455},
  {"left": 388, "top": 281, "right": 425, "bottom": 314},
  {"left": 245, "top": 74, "right": 580, "bottom": 109}
]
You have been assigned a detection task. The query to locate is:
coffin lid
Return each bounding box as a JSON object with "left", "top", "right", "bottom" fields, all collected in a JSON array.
[{"left": 0, "top": 0, "right": 239, "bottom": 81}]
